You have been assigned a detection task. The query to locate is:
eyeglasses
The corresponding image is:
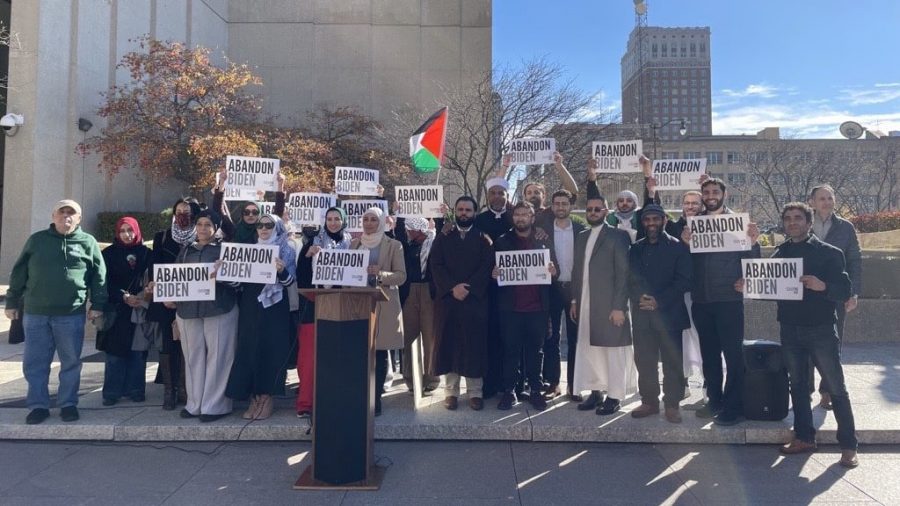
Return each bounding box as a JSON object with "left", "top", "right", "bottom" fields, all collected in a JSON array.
[
  {"left": 585, "top": 207, "right": 608, "bottom": 213},
  {"left": 256, "top": 222, "right": 275, "bottom": 230},
  {"left": 243, "top": 209, "right": 260, "bottom": 216}
]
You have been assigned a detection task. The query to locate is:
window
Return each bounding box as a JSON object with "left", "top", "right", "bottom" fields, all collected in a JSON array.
[
  {"left": 681, "top": 89, "right": 687, "bottom": 95},
  {"left": 671, "top": 97, "right": 678, "bottom": 105},
  {"left": 652, "top": 44, "right": 658, "bottom": 58},
  {"left": 727, "top": 151, "right": 742, "bottom": 164},
  {"left": 681, "top": 45, "right": 687, "bottom": 57},
  {"left": 683, "top": 151, "right": 702, "bottom": 159},
  {"left": 690, "top": 43, "right": 696, "bottom": 57},
  {"left": 727, "top": 172, "right": 746, "bottom": 185},
  {"left": 661, "top": 44, "right": 667, "bottom": 57},
  {"left": 700, "top": 42, "right": 706, "bottom": 53},
  {"left": 707, "top": 151, "right": 723, "bottom": 165},
  {"left": 661, "top": 151, "right": 679, "bottom": 159}
]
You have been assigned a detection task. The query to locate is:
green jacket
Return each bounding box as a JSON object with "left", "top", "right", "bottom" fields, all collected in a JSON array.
[{"left": 6, "top": 225, "right": 108, "bottom": 315}]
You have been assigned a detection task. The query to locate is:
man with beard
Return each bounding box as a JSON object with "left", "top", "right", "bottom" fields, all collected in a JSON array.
[
  {"left": 586, "top": 155, "right": 658, "bottom": 243},
  {"left": 430, "top": 197, "right": 495, "bottom": 411},
  {"left": 492, "top": 202, "right": 558, "bottom": 411},
  {"left": 521, "top": 152, "right": 579, "bottom": 231},
  {"left": 544, "top": 189, "right": 585, "bottom": 400},
  {"left": 681, "top": 178, "right": 760, "bottom": 426},
  {"left": 628, "top": 204, "right": 692, "bottom": 423},
  {"left": 570, "top": 189, "right": 635, "bottom": 416}
]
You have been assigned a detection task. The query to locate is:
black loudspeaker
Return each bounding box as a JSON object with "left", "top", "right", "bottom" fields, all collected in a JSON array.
[{"left": 742, "top": 340, "right": 789, "bottom": 421}]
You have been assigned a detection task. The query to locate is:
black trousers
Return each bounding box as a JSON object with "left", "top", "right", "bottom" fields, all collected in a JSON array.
[
  {"left": 811, "top": 303, "right": 847, "bottom": 395},
  {"left": 633, "top": 314, "right": 685, "bottom": 408},
  {"left": 500, "top": 311, "right": 547, "bottom": 394},
  {"left": 376, "top": 350, "right": 389, "bottom": 398},
  {"left": 692, "top": 301, "right": 744, "bottom": 416},
  {"left": 545, "top": 282, "right": 578, "bottom": 386}
]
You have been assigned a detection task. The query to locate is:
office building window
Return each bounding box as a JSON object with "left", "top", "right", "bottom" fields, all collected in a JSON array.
[
  {"left": 727, "top": 151, "right": 741, "bottom": 164},
  {"left": 690, "top": 43, "right": 696, "bottom": 57},
  {"left": 661, "top": 44, "right": 667, "bottom": 57},
  {"left": 683, "top": 151, "right": 701, "bottom": 159},
  {"left": 707, "top": 151, "right": 723, "bottom": 165},
  {"left": 661, "top": 151, "right": 679, "bottom": 159},
  {"left": 700, "top": 42, "right": 706, "bottom": 53}
]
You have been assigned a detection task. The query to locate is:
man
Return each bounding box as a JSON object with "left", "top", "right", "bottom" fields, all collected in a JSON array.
[
  {"left": 544, "top": 189, "right": 585, "bottom": 400},
  {"left": 521, "top": 152, "right": 579, "bottom": 231},
  {"left": 393, "top": 215, "right": 442, "bottom": 395},
  {"left": 492, "top": 202, "right": 558, "bottom": 411},
  {"left": 628, "top": 204, "right": 693, "bottom": 423},
  {"left": 5, "top": 200, "right": 107, "bottom": 425},
  {"left": 665, "top": 190, "right": 704, "bottom": 239},
  {"left": 430, "top": 196, "right": 495, "bottom": 410},
  {"left": 570, "top": 190, "right": 634, "bottom": 416},
  {"left": 737, "top": 202, "right": 858, "bottom": 468},
  {"left": 808, "top": 184, "right": 861, "bottom": 410},
  {"left": 587, "top": 155, "right": 657, "bottom": 243},
  {"left": 681, "top": 178, "right": 760, "bottom": 426}
]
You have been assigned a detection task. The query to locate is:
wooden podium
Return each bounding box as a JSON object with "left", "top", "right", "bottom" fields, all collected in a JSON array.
[{"left": 294, "top": 287, "right": 388, "bottom": 490}]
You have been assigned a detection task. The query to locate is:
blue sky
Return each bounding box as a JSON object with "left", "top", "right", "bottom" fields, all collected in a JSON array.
[{"left": 492, "top": 0, "right": 900, "bottom": 138}]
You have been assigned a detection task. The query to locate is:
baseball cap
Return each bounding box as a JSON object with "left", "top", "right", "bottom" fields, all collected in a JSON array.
[{"left": 53, "top": 199, "right": 82, "bottom": 216}]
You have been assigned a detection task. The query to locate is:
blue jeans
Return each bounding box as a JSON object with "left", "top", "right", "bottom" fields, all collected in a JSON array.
[
  {"left": 22, "top": 312, "right": 87, "bottom": 409},
  {"left": 103, "top": 350, "right": 148, "bottom": 401},
  {"left": 781, "top": 323, "right": 857, "bottom": 450}
]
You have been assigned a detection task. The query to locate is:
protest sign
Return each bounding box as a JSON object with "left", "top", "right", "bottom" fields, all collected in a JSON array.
[
  {"left": 495, "top": 249, "right": 552, "bottom": 287},
  {"left": 741, "top": 258, "right": 804, "bottom": 301},
  {"left": 311, "top": 249, "right": 370, "bottom": 287},
  {"left": 341, "top": 199, "right": 389, "bottom": 233},
  {"left": 225, "top": 155, "right": 280, "bottom": 192},
  {"left": 652, "top": 158, "right": 707, "bottom": 191},
  {"left": 255, "top": 201, "right": 275, "bottom": 217},
  {"left": 217, "top": 243, "right": 279, "bottom": 284},
  {"left": 591, "top": 140, "right": 643, "bottom": 173},
  {"left": 287, "top": 192, "right": 336, "bottom": 227},
  {"left": 334, "top": 166, "right": 380, "bottom": 196},
  {"left": 508, "top": 137, "right": 556, "bottom": 165},
  {"left": 152, "top": 263, "right": 216, "bottom": 302},
  {"left": 223, "top": 186, "right": 258, "bottom": 201},
  {"left": 395, "top": 185, "right": 444, "bottom": 218},
  {"left": 686, "top": 213, "right": 752, "bottom": 253}
]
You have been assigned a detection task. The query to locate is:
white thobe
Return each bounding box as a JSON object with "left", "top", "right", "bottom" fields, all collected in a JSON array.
[
  {"left": 572, "top": 225, "right": 637, "bottom": 400},
  {"left": 682, "top": 292, "right": 703, "bottom": 378}
]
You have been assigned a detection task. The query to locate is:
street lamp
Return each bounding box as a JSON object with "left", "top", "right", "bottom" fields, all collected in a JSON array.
[{"left": 650, "top": 118, "right": 689, "bottom": 159}]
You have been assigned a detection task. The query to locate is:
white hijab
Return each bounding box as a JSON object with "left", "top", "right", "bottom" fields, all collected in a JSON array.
[{"left": 359, "top": 207, "right": 386, "bottom": 249}]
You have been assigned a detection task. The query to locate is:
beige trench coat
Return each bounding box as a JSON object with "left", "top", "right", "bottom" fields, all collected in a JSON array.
[{"left": 351, "top": 236, "right": 406, "bottom": 350}]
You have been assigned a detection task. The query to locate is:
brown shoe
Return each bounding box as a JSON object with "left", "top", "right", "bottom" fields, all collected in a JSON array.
[
  {"left": 664, "top": 407, "right": 682, "bottom": 423},
  {"left": 631, "top": 402, "right": 660, "bottom": 418},
  {"left": 254, "top": 395, "right": 274, "bottom": 420},
  {"left": 242, "top": 396, "right": 261, "bottom": 420},
  {"left": 469, "top": 397, "right": 484, "bottom": 411},
  {"left": 444, "top": 396, "right": 458, "bottom": 410},
  {"left": 839, "top": 450, "right": 859, "bottom": 468},
  {"left": 543, "top": 383, "right": 561, "bottom": 399},
  {"left": 780, "top": 439, "right": 817, "bottom": 455}
]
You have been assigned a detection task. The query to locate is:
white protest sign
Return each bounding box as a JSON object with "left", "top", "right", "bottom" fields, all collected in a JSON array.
[
  {"left": 341, "top": 199, "right": 389, "bottom": 233},
  {"left": 223, "top": 187, "right": 259, "bottom": 201},
  {"left": 395, "top": 185, "right": 444, "bottom": 219},
  {"left": 591, "top": 139, "right": 643, "bottom": 173},
  {"left": 652, "top": 158, "right": 707, "bottom": 191},
  {"left": 687, "top": 213, "right": 752, "bottom": 253},
  {"left": 287, "top": 192, "right": 336, "bottom": 227},
  {"left": 311, "top": 249, "right": 370, "bottom": 287},
  {"left": 217, "top": 243, "right": 279, "bottom": 284},
  {"left": 334, "top": 166, "right": 380, "bottom": 196},
  {"left": 495, "top": 249, "right": 552, "bottom": 287},
  {"left": 255, "top": 201, "right": 276, "bottom": 217},
  {"left": 226, "top": 155, "right": 280, "bottom": 192},
  {"left": 508, "top": 138, "right": 556, "bottom": 165},
  {"left": 152, "top": 263, "right": 216, "bottom": 302},
  {"left": 741, "top": 258, "right": 804, "bottom": 301}
]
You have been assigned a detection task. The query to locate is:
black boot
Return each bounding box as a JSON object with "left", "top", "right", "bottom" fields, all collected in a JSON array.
[
  {"left": 176, "top": 350, "right": 188, "bottom": 406},
  {"left": 158, "top": 353, "right": 177, "bottom": 411},
  {"left": 577, "top": 390, "right": 604, "bottom": 411}
]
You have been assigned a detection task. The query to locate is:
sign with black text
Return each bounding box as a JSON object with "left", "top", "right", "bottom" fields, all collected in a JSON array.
[
  {"left": 741, "top": 258, "right": 804, "bottom": 301},
  {"left": 255, "top": 201, "right": 275, "bottom": 217},
  {"left": 341, "top": 199, "right": 389, "bottom": 233},
  {"left": 334, "top": 166, "right": 380, "bottom": 196},
  {"left": 152, "top": 263, "right": 216, "bottom": 302},
  {"left": 652, "top": 158, "right": 707, "bottom": 191},
  {"left": 591, "top": 140, "right": 642, "bottom": 173},
  {"left": 495, "top": 249, "right": 552, "bottom": 286},
  {"left": 508, "top": 138, "right": 556, "bottom": 165},
  {"left": 217, "top": 243, "right": 279, "bottom": 284},
  {"left": 312, "top": 250, "right": 370, "bottom": 287},
  {"left": 226, "top": 155, "right": 279, "bottom": 192},
  {"left": 287, "top": 192, "right": 336, "bottom": 227},
  {"left": 395, "top": 185, "right": 444, "bottom": 218},
  {"left": 687, "top": 213, "right": 751, "bottom": 253}
]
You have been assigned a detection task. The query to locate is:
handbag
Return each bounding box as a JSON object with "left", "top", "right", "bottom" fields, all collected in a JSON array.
[{"left": 8, "top": 315, "right": 24, "bottom": 344}]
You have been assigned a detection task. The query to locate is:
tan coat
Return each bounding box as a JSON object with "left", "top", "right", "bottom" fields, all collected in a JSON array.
[{"left": 351, "top": 236, "right": 406, "bottom": 350}]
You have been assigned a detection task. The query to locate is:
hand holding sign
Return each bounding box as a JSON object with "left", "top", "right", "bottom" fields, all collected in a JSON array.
[{"left": 587, "top": 158, "right": 598, "bottom": 182}]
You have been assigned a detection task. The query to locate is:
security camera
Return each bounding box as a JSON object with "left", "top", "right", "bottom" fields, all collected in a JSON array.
[{"left": 0, "top": 113, "right": 24, "bottom": 131}]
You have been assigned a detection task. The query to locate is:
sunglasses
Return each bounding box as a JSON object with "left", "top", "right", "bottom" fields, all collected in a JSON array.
[
  {"left": 585, "top": 207, "right": 608, "bottom": 213},
  {"left": 256, "top": 222, "right": 275, "bottom": 230},
  {"left": 243, "top": 209, "right": 260, "bottom": 216}
]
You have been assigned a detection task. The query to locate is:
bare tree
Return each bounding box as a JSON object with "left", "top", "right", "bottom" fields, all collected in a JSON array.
[{"left": 838, "top": 147, "right": 899, "bottom": 216}]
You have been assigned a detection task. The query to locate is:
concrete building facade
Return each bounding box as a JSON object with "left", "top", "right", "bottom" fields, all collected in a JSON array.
[{"left": 0, "top": 0, "right": 491, "bottom": 281}]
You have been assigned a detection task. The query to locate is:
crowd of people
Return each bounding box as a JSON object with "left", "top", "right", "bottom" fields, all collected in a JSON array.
[{"left": 4, "top": 152, "right": 862, "bottom": 468}]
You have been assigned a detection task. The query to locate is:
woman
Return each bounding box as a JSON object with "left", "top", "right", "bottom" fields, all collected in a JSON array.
[
  {"left": 295, "top": 207, "right": 352, "bottom": 417},
  {"left": 146, "top": 197, "right": 202, "bottom": 410},
  {"left": 351, "top": 207, "right": 406, "bottom": 416},
  {"left": 98, "top": 217, "right": 152, "bottom": 405},
  {"left": 226, "top": 214, "right": 296, "bottom": 420},
  {"left": 165, "top": 210, "right": 240, "bottom": 422},
  {"left": 228, "top": 172, "right": 286, "bottom": 244}
]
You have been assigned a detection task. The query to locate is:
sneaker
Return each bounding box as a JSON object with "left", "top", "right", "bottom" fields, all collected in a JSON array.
[
  {"left": 713, "top": 411, "right": 743, "bottom": 426},
  {"left": 60, "top": 406, "right": 80, "bottom": 422},
  {"left": 25, "top": 408, "right": 50, "bottom": 425},
  {"left": 530, "top": 392, "right": 547, "bottom": 411},
  {"left": 497, "top": 392, "right": 516, "bottom": 410},
  {"left": 695, "top": 404, "right": 722, "bottom": 419},
  {"left": 296, "top": 410, "right": 312, "bottom": 419}
]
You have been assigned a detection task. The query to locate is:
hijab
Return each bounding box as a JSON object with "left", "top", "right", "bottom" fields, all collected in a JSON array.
[
  {"left": 256, "top": 214, "right": 297, "bottom": 308},
  {"left": 314, "top": 207, "right": 351, "bottom": 250},
  {"left": 359, "top": 207, "right": 386, "bottom": 249},
  {"left": 114, "top": 217, "right": 143, "bottom": 248},
  {"left": 233, "top": 202, "right": 260, "bottom": 244}
]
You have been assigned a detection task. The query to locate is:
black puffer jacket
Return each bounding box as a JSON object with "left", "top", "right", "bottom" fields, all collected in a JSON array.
[{"left": 690, "top": 208, "right": 761, "bottom": 304}]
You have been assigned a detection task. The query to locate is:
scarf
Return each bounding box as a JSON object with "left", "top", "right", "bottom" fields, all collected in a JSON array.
[
  {"left": 359, "top": 207, "right": 386, "bottom": 249},
  {"left": 615, "top": 190, "right": 638, "bottom": 223},
  {"left": 170, "top": 218, "right": 196, "bottom": 246},
  {"left": 314, "top": 207, "right": 352, "bottom": 249},
  {"left": 233, "top": 202, "right": 259, "bottom": 244},
  {"left": 114, "top": 217, "right": 144, "bottom": 247},
  {"left": 256, "top": 214, "right": 297, "bottom": 308},
  {"left": 405, "top": 217, "right": 435, "bottom": 272}
]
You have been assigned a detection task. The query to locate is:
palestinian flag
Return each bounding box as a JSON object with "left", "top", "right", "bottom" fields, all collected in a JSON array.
[{"left": 409, "top": 107, "right": 448, "bottom": 173}]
